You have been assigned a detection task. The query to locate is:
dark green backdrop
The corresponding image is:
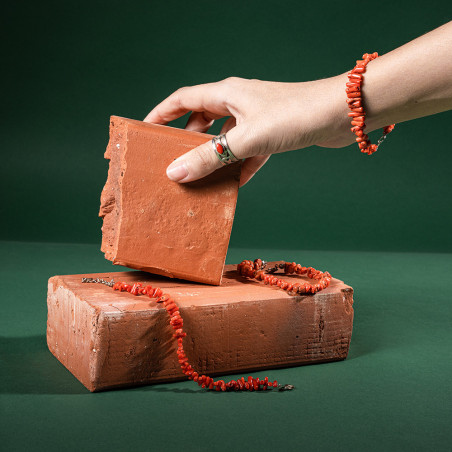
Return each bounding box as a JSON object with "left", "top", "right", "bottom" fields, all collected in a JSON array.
[{"left": 2, "top": 1, "right": 451, "bottom": 252}]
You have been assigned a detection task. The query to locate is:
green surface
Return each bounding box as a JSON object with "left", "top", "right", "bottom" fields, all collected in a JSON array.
[
  {"left": 1, "top": 241, "right": 451, "bottom": 451},
  {"left": 2, "top": 0, "right": 452, "bottom": 252}
]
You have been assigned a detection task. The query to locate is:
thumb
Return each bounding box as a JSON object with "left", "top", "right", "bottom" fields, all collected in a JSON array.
[{"left": 166, "top": 124, "right": 253, "bottom": 183}]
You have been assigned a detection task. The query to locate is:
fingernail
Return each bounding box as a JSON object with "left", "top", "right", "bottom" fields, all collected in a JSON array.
[{"left": 166, "top": 161, "right": 189, "bottom": 182}]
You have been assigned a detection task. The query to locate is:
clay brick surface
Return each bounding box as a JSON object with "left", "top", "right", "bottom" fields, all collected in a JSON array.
[
  {"left": 99, "top": 116, "right": 241, "bottom": 285},
  {"left": 47, "top": 266, "right": 354, "bottom": 392}
]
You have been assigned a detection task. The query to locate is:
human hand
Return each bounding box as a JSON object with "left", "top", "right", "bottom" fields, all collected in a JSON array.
[
  {"left": 145, "top": 23, "right": 452, "bottom": 186},
  {"left": 144, "top": 75, "right": 352, "bottom": 186}
]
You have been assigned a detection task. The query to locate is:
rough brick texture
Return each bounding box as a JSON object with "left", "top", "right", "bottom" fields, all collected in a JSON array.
[
  {"left": 99, "top": 116, "right": 241, "bottom": 285},
  {"left": 47, "top": 266, "right": 354, "bottom": 392}
]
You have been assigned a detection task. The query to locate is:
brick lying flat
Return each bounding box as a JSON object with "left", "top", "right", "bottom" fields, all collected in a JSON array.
[
  {"left": 99, "top": 116, "right": 241, "bottom": 285},
  {"left": 47, "top": 265, "right": 354, "bottom": 392}
]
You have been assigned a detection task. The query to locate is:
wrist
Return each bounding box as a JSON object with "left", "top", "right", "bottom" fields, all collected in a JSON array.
[{"left": 300, "top": 74, "right": 354, "bottom": 149}]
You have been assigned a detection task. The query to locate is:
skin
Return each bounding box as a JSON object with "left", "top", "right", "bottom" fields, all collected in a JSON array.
[{"left": 144, "top": 21, "right": 452, "bottom": 187}]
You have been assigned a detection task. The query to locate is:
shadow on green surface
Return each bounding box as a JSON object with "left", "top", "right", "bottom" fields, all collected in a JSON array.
[
  {"left": 0, "top": 335, "right": 89, "bottom": 395},
  {"left": 135, "top": 385, "right": 280, "bottom": 395},
  {"left": 1, "top": 333, "right": 369, "bottom": 396}
]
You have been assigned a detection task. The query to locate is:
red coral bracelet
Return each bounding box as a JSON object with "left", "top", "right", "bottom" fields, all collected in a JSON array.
[{"left": 347, "top": 52, "right": 395, "bottom": 155}]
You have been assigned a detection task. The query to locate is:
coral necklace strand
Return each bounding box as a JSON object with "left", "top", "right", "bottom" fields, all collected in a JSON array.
[{"left": 109, "top": 259, "right": 332, "bottom": 392}]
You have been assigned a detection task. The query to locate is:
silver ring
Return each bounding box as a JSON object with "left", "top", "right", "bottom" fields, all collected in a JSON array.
[{"left": 212, "top": 134, "right": 239, "bottom": 165}]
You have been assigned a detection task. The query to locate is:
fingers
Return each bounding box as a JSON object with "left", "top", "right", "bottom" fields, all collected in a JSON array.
[
  {"left": 184, "top": 111, "right": 221, "bottom": 133},
  {"left": 146, "top": 78, "right": 270, "bottom": 185},
  {"left": 144, "top": 80, "right": 237, "bottom": 125},
  {"left": 220, "top": 116, "right": 236, "bottom": 134},
  {"left": 239, "top": 155, "right": 270, "bottom": 187},
  {"left": 184, "top": 112, "right": 236, "bottom": 135},
  {"left": 166, "top": 123, "right": 250, "bottom": 183},
  {"left": 166, "top": 140, "right": 220, "bottom": 183}
]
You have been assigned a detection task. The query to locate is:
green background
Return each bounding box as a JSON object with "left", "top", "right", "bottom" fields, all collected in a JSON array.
[{"left": 1, "top": 1, "right": 451, "bottom": 451}]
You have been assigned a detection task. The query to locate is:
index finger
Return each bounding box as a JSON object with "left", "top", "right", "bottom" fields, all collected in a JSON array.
[{"left": 144, "top": 80, "right": 234, "bottom": 124}]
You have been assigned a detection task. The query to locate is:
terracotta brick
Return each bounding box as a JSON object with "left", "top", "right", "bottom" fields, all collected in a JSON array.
[
  {"left": 46, "top": 266, "right": 354, "bottom": 392},
  {"left": 99, "top": 116, "right": 241, "bottom": 285}
]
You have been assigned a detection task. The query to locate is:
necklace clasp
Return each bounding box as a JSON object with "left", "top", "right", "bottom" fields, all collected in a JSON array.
[{"left": 278, "top": 384, "right": 295, "bottom": 391}]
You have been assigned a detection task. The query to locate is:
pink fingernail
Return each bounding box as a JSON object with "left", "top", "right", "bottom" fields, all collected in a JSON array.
[{"left": 166, "top": 161, "right": 189, "bottom": 182}]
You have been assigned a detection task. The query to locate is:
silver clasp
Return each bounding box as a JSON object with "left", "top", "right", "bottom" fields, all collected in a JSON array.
[
  {"left": 375, "top": 134, "right": 387, "bottom": 151},
  {"left": 81, "top": 277, "right": 115, "bottom": 287},
  {"left": 265, "top": 262, "right": 285, "bottom": 274},
  {"left": 278, "top": 384, "right": 295, "bottom": 391}
]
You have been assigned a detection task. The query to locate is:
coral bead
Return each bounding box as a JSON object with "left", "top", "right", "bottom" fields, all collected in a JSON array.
[
  {"left": 216, "top": 143, "right": 224, "bottom": 154},
  {"left": 348, "top": 73, "right": 362, "bottom": 81},
  {"left": 349, "top": 100, "right": 362, "bottom": 108},
  {"left": 166, "top": 302, "right": 177, "bottom": 312},
  {"left": 352, "top": 67, "right": 365, "bottom": 73},
  {"left": 158, "top": 294, "right": 170, "bottom": 303}
]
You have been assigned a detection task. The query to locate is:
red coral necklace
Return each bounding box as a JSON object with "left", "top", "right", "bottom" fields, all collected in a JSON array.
[{"left": 82, "top": 259, "right": 332, "bottom": 392}]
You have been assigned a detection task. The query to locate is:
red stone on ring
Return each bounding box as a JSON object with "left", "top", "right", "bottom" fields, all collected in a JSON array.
[{"left": 216, "top": 143, "right": 224, "bottom": 154}]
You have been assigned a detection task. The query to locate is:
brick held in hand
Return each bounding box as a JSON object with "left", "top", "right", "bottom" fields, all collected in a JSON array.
[{"left": 99, "top": 116, "right": 241, "bottom": 285}]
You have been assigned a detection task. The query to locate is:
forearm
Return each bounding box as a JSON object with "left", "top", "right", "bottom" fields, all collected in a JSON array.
[{"left": 352, "top": 21, "right": 452, "bottom": 133}]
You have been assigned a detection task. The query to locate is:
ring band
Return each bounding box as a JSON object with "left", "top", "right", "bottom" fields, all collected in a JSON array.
[{"left": 212, "top": 134, "right": 239, "bottom": 165}]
